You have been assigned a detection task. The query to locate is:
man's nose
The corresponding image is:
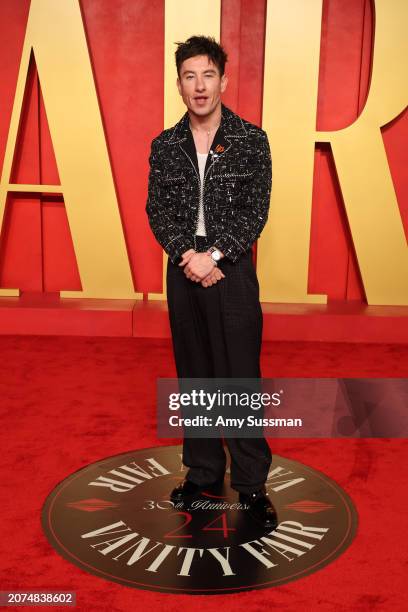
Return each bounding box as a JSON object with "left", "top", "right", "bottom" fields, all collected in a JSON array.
[{"left": 195, "top": 78, "right": 205, "bottom": 91}]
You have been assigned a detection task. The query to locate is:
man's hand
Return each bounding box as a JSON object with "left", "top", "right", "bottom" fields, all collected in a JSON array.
[
  {"left": 201, "top": 266, "right": 225, "bottom": 288},
  {"left": 182, "top": 252, "right": 216, "bottom": 282},
  {"left": 178, "top": 249, "right": 196, "bottom": 267}
]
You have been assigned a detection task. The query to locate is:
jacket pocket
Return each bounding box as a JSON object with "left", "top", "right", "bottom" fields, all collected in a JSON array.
[
  {"left": 159, "top": 174, "right": 186, "bottom": 185},
  {"left": 158, "top": 174, "right": 188, "bottom": 211},
  {"left": 210, "top": 170, "right": 255, "bottom": 217},
  {"left": 211, "top": 170, "right": 255, "bottom": 182}
]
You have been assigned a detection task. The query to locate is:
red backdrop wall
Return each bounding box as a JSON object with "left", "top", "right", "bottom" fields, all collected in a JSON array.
[{"left": 0, "top": 0, "right": 406, "bottom": 301}]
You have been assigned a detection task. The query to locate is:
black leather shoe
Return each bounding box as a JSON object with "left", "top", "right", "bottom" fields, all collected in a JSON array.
[
  {"left": 239, "top": 487, "right": 278, "bottom": 530},
  {"left": 170, "top": 478, "right": 223, "bottom": 503}
]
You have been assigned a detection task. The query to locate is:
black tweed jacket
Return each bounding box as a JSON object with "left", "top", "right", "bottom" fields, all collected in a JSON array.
[{"left": 145, "top": 104, "right": 272, "bottom": 264}]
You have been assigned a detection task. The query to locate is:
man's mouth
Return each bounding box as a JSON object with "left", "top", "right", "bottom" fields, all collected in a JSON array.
[{"left": 194, "top": 96, "right": 208, "bottom": 103}]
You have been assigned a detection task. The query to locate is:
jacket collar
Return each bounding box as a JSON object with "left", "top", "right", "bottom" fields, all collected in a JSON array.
[
  {"left": 167, "top": 103, "right": 248, "bottom": 144},
  {"left": 168, "top": 104, "right": 247, "bottom": 175}
]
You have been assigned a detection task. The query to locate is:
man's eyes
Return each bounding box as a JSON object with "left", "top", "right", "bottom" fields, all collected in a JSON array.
[{"left": 185, "top": 74, "right": 215, "bottom": 80}]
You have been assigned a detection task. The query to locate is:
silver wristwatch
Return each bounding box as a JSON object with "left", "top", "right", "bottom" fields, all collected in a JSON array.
[{"left": 208, "top": 246, "right": 222, "bottom": 266}]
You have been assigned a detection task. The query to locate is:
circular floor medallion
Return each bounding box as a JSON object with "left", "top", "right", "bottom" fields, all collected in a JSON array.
[{"left": 42, "top": 445, "right": 358, "bottom": 594}]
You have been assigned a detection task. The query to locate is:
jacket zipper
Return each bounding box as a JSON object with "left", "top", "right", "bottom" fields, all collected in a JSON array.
[
  {"left": 179, "top": 144, "right": 201, "bottom": 251},
  {"left": 202, "top": 144, "right": 233, "bottom": 240}
]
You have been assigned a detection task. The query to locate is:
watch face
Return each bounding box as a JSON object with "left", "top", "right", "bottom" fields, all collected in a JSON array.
[{"left": 212, "top": 250, "right": 221, "bottom": 261}]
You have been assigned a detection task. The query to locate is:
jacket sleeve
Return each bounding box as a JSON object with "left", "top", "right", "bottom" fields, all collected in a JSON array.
[
  {"left": 145, "top": 138, "right": 195, "bottom": 264},
  {"left": 213, "top": 130, "right": 272, "bottom": 263}
]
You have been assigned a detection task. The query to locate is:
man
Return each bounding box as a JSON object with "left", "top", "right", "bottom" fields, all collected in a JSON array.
[{"left": 146, "top": 36, "right": 276, "bottom": 529}]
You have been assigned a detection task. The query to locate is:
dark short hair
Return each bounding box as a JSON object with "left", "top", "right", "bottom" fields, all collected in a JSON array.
[{"left": 175, "top": 35, "right": 228, "bottom": 77}]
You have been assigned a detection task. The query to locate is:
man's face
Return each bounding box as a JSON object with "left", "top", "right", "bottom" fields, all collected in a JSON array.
[{"left": 177, "top": 55, "right": 227, "bottom": 117}]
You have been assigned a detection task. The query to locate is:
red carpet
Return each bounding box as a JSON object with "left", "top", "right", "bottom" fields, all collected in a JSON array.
[{"left": 1, "top": 336, "right": 407, "bottom": 611}]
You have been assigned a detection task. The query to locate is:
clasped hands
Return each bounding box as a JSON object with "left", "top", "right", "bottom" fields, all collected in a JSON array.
[{"left": 178, "top": 249, "right": 225, "bottom": 287}]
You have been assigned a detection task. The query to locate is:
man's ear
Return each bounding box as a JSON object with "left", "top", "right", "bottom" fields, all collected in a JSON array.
[
  {"left": 176, "top": 77, "right": 182, "bottom": 95},
  {"left": 220, "top": 74, "right": 228, "bottom": 93}
]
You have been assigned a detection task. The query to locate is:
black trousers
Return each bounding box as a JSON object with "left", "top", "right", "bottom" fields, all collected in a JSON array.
[{"left": 166, "top": 237, "right": 272, "bottom": 494}]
